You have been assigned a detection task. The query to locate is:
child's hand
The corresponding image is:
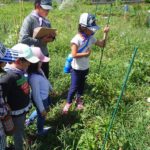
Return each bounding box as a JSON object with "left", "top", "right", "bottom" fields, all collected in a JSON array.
[
  {"left": 50, "top": 91, "right": 57, "bottom": 97},
  {"left": 49, "top": 32, "right": 56, "bottom": 39},
  {"left": 41, "top": 34, "right": 56, "bottom": 43},
  {"left": 41, "top": 110, "right": 47, "bottom": 117},
  {"left": 85, "top": 49, "right": 91, "bottom": 56}
]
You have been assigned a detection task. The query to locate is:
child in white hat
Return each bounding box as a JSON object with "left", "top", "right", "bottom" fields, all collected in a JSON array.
[
  {"left": 0, "top": 43, "right": 39, "bottom": 150},
  {"left": 63, "top": 13, "right": 109, "bottom": 114}
]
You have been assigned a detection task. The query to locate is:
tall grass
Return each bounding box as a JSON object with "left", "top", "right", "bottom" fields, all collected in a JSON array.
[{"left": 0, "top": 2, "right": 150, "bottom": 150}]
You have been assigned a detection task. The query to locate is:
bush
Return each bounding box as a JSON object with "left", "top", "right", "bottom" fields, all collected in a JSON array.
[
  {"left": 145, "top": 0, "right": 150, "bottom": 3},
  {"left": 0, "top": 0, "right": 14, "bottom": 3}
]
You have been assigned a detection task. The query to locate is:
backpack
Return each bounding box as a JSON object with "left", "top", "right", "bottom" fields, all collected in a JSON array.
[{"left": 64, "top": 38, "right": 90, "bottom": 73}]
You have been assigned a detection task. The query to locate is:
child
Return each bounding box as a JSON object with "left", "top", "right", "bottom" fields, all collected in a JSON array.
[
  {"left": 0, "top": 43, "right": 39, "bottom": 150},
  {"left": 63, "top": 13, "right": 109, "bottom": 114},
  {"left": 0, "top": 42, "right": 19, "bottom": 150},
  {"left": 27, "top": 47, "right": 52, "bottom": 136},
  {"left": 19, "top": 0, "right": 56, "bottom": 78}
]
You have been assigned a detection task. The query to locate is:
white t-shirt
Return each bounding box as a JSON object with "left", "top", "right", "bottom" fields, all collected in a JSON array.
[{"left": 71, "top": 34, "right": 97, "bottom": 70}]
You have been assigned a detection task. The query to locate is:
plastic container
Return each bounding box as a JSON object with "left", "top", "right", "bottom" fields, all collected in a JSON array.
[{"left": 64, "top": 54, "right": 73, "bottom": 73}]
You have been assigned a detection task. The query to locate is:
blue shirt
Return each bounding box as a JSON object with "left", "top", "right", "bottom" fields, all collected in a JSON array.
[{"left": 29, "top": 73, "right": 52, "bottom": 113}]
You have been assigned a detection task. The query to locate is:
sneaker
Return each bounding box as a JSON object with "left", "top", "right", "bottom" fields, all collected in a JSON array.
[
  {"left": 147, "top": 97, "right": 150, "bottom": 103},
  {"left": 76, "top": 98, "right": 84, "bottom": 110},
  {"left": 62, "top": 103, "right": 72, "bottom": 114},
  {"left": 25, "top": 119, "right": 31, "bottom": 127},
  {"left": 5, "top": 144, "right": 15, "bottom": 150},
  {"left": 37, "top": 127, "right": 51, "bottom": 136}
]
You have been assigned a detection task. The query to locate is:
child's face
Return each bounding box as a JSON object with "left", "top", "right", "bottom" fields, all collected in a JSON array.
[
  {"left": 38, "top": 7, "right": 49, "bottom": 18},
  {"left": 85, "top": 28, "right": 94, "bottom": 36},
  {"left": 19, "top": 59, "right": 31, "bottom": 71}
]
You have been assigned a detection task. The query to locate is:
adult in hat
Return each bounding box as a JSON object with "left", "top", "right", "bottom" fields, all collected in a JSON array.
[
  {"left": 63, "top": 13, "right": 109, "bottom": 114},
  {"left": 0, "top": 43, "right": 39, "bottom": 150},
  {"left": 19, "top": 0, "right": 56, "bottom": 79},
  {"left": 0, "top": 42, "right": 19, "bottom": 150}
]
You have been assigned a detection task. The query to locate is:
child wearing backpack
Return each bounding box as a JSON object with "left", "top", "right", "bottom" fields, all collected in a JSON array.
[
  {"left": 0, "top": 42, "right": 19, "bottom": 150},
  {"left": 63, "top": 13, "right": 109, "bottom": 114}
]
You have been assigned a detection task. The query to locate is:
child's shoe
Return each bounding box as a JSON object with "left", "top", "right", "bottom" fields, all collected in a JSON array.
[
  {"left": 76, "top": 98, "right": 84, "bottom": 110},
  {"left": 62, "top": 103, "right": 72, "bottom": 114},
  {"left": 37, "top": 127, "right": 51, "bottom": 136},
  {"left": 147, "top": 97, "right": 150, "bottom": 103},
  {"left": 25, "top": 119, "right": 31, "bottom": 127}
]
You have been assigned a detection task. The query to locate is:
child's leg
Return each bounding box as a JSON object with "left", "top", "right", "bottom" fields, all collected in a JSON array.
[
  {"left": 63, "top": 69, "right": 82, "bottom": 113},
  {"left": 12, "top": 113, "right": 26, "bottom": 150},
  {"left": 36, "top": 97, "right": 50, "bottom": 135},
  {"left": 36, "top": 109, "right": 45, "bottom": 134},
  {"left": 0, "top": 135, "right": 6, "bottom": 150},
  {"left": 43, "top": 97, "right": 51, "bottom": 111},
  {"left": 67, "top": 69, "right": 81, "bottom": 103},
  {"left": 0, "top": 121, "right": 6, "bottom": 150},
  {"left": 76, "top": 69, "right": 89, "bottom": 98},
  {"left": 76, "top": 69, "right": 89, "bottom": 109}
]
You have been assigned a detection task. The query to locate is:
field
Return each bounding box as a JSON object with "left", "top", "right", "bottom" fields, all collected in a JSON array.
[{"left": 0, "top": 1, "right": 150, "bottom": 150}]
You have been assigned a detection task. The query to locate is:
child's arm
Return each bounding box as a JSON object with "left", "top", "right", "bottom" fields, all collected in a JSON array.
[
  {"left": 95, "top": 26, "right": 110, "bottom": 48},
  {"left": 71, "top": 43, "right": 91, "bottom": 58}
]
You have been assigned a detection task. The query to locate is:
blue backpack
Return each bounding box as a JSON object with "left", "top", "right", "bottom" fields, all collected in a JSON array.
[{"left": 64, "top": 38, "right": 90, "bottom": 73}]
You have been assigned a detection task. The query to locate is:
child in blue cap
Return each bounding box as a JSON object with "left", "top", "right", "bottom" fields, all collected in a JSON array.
[
  {"left": 0, "top": 42, "right": 19, "bottom": 150},
  {"left": 63, "top": 13, "right": 109, "bottom": 114}
]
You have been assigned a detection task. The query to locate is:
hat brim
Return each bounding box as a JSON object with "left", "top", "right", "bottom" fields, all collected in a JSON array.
[
  {"left": 0, "top": 48, "right": 18, "bottom": 63},
  {"left": 25, "top": 56, "right": 39, "bottom": 63},
  {"left": 40, "top": 56, "right": 50, "bottom": 62},
  {"left": 40, "top": 5, "right": 53, "bottom": 10},
  {"left": 30, "top": 47, "right": 50, "bottom": 62},
  {"left": 87, "top": 26, "right": 100, "bottom": 32}
]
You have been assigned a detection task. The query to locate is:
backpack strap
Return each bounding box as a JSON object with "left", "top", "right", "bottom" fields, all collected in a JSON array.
[{"left": 78, "top": 38, "right": 90, "bottom": 53}]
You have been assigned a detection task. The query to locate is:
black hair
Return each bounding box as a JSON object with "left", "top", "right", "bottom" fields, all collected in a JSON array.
[
  {"left": 0, "top": 62, "right": 4, "bottom": 65},
  {"left": 19, "top": 58, "right": 28, "bottom": 62},
  {"left": 34, "top": 0, "right": 41, "bottom": 7},
  {"left": 27, "top": 62, "right": 40, "bottom": 75},
  {"left": 78, "top": 24, "right": 87, "bottom": 33}
]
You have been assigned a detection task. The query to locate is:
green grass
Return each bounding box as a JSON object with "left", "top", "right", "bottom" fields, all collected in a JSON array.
[{"left": 0, "top": 1, "right": 150, "bottom": 150}]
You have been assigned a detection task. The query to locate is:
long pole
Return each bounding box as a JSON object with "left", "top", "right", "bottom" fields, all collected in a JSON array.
[
  {"left": 98, "top": 3, "right": 112, "bottom": 72},
  {"left": 101, "top": 47, "right": 138, "bottom": 150}
]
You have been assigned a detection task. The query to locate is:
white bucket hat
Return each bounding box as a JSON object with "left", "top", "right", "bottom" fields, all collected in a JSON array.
[
  {"left": 11, "top": 43, "right": 40, "bottom": 63},
  {"left": 79, "top": 13, "right": 100, "bottom": 32}
]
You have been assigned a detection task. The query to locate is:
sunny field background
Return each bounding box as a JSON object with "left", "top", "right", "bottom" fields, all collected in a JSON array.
[{"left": 0, "top": 1, "right": 150, "bottom": 150}]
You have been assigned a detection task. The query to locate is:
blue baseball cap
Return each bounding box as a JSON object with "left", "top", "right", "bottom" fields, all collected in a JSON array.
[
  {"left": 0, "top": 42, "right": 18, "bottom": 63},
  {"left": 40, "top": 0, "right": 53, "bottom": 10}
]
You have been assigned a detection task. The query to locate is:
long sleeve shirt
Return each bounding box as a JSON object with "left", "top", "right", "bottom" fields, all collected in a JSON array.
[
  {"left": 19, "top": 10, "right": 51, "bottom": 56},
  {"left": 0, "top": 65, "right": 31, "bottom": 116},
  {"left": 29, "top": 72, "right": 52, "bottom": 113}
]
